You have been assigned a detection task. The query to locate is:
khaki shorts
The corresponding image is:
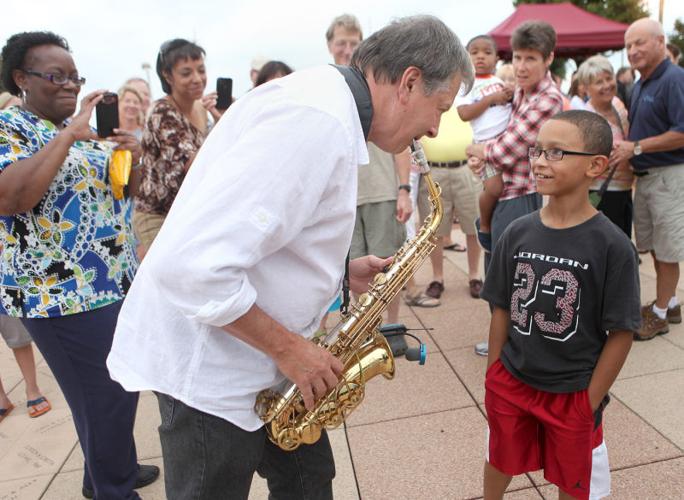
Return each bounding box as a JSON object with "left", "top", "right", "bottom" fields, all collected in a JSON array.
[
  {"left": 0, "top": 315, "right": 32, "bottom": 349},
  {"left": 132, "top": 209, "right": 166, "bottom": 250},
  {"left": 634, "top": 164, "right": 684, "bottom": 263},
  {"left": 418, "top": 166, "right": 482, "bottom": 237},
  {"left": 350, "top": 200, "right": 407, "bottom": 259}
]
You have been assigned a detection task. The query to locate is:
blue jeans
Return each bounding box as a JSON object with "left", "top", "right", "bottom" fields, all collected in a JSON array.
[
  {"left": 156, "top": 393, "right": 335, "bottom": 500},
  {"left": 22, "top": 301, "right": 140, "bottom": 500},
  {"left": 485, "top": 192, "right": 542, "bottom": 273}
]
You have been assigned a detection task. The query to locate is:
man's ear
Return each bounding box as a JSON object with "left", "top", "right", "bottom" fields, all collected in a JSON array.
[
  {"left": 398, "top": 66, "right": 421, "bottom": 104},
  {"left": 587, "top": 155, "right": 609, "bottom": 179}
]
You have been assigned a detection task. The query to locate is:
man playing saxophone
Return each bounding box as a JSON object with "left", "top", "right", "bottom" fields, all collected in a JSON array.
[{"left": 107, "top": 15, "right": 473, "bottom": 500}]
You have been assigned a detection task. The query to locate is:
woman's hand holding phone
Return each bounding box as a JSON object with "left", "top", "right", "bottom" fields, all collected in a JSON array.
[{"left": 64, "top": 90, "right": 106, "bottom": 143}]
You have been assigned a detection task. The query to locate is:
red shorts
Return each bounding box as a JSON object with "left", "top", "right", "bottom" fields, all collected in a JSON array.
[{"left": 485, "top": 359, "right": 610, "bottom": 500}]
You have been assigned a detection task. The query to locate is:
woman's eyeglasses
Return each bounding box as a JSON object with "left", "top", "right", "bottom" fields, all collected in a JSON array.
[
  {"left": 528, "top": 146, "right": 600, "bottom": 161},
  {"left": 23, "top": 70, "right": 86, "bottom": 87}
]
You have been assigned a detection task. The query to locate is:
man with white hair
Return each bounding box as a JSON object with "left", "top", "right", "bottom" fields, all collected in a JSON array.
[
  {"left": 611, "top": 18, "right": 684, "bottom": 341},
  {"left": 108, "top": 15, "right": 472, "bottom": 500}
]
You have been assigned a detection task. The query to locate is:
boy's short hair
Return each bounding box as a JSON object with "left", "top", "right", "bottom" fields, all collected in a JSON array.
[
  {"left": 466, "top": 34, "right": 497, "bottom": 51},
  {"left": 550, "top": 110, "right": 613, "bottom": 156},
  {"left": 326, "top": 14, "right": 363, "bottom": 42},
  {"left": 511, "top": 21, "right": 556, "bottom": 59}
]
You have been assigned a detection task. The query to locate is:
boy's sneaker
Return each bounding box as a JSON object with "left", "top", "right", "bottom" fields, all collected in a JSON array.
[
  {"left": 635, "top": 307, "right": 669, "bottom": 341},
  {"left": 474, "top": 341, "right": 488, "bottom": 356},
  {"left": 640, "top": 301, "right": 681, "bottom": 324}
]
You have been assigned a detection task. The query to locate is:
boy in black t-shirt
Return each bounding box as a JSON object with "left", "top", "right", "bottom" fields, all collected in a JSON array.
[{"left": 481, "top": 110, "right": 641, "bottom": 500}]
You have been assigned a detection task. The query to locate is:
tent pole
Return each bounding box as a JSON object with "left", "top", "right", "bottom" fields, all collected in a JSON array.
[{"left": 659, "top": 0, "right": 664, "bottom": 24}]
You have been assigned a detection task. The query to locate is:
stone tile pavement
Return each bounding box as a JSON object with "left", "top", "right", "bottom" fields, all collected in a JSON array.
[{"left": 1, "top": 235, "right": 683, "bottom": 499}]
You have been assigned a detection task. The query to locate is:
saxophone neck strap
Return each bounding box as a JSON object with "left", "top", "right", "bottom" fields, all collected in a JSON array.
[
  {"left": 333, "top": 64, "right": 372, "bottom": 315},
  {"left": 341, "top": 251, "right": 350, "bottom": 315},
  {"left": 331, "top": 64, "right": 373, "bottom": 141}
]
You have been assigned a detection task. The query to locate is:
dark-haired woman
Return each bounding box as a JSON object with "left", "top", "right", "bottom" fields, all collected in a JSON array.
[
  {"left": 255, "top": 60, "right": 293, "bottom": 87},
  {"left": 133, "top": 39, "right": 221, "bottom": 254},
  {"left": 0, "top": 32, "right": 158, "bottom": 498}
]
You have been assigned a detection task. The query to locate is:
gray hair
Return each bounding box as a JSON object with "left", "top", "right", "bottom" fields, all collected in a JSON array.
[
  {"left": 576, "top": 55, "right": 615, "bottom": 86},
  {"left": 326, "top": 14, "right": 363, "bottom": 42},
  {"left": 351, "top": 15, "right": 473, "bottom": 95}
]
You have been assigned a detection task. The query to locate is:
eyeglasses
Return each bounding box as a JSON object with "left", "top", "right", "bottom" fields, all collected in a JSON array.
[
  {"left": 23, "top": 70, "right": 86, "bottom": 86},
  {"left": 528, "top": 146, "right": 600, "bottom": 161}
]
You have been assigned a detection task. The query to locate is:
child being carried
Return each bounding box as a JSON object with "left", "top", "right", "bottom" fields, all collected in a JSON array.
[{"left": 457, "top": 35, "right": 514, "bottom": 249}]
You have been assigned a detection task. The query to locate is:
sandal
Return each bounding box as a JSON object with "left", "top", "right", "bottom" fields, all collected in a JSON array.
[
  {"left": 404, "top": 292, "right": 440, "bottom": 307},
  {"left": 0, "top": 403, "right": 15, "bottom": 424},
  {"left": 27, "top": 396, "right": 51, "bottom": 418},
  {"left": 443, "top": 243, "right": 466, "bottom": 252}
]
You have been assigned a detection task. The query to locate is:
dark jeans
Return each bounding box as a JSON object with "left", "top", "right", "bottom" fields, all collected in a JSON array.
[
  {"left": 485, "top": 192, "right": 543, "bottom": 273},
  {"left": 156, "top": 393, "right": 335, "bottom": 500},
  {"left": 590, "top": 189, "right": 633, "bottom": 238},
  {"left": 21, "top": 301, "right": 140, "bottom": 500}
]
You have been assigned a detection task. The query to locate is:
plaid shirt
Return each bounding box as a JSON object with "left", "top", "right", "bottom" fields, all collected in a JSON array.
[{"left": 485, "top": 73, "right": 563, "bottom": 201}]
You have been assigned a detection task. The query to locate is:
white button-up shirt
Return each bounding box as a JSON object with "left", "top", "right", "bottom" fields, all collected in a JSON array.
[{"left": 107, "top": 66, "right": 369, "bottom": 430}]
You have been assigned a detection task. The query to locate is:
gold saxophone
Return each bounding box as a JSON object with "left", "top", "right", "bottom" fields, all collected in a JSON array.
[{"left": 255, "top": 140, "right": 443, "bottom": 451}]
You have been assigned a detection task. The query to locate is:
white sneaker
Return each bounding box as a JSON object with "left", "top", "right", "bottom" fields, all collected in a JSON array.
[{"left": 474, "top": 341, "right": 488, "bottom": 356}]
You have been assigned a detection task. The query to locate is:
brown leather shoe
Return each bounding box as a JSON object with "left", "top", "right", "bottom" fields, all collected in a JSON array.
[
  {"left": 640, "top": 301, "right": 682, "bottom": 324},
  {"left": 425, "top": 281, "right": 445, "bottom": 299},
  {"left": 635, "top": 306, "right": 669, "bottom": 341},
  {"left": 469, "top": 279, "right": 483, "bottom": 299}
]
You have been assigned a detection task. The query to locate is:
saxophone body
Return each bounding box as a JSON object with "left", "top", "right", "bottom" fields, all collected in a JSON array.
[{"left": 255, "top": 140, "right": 443, "bottom": 451}]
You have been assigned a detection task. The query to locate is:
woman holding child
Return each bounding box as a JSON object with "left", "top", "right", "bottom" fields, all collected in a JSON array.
[{"left": 576, "top": 55, "right": 633, "bottom": 237}]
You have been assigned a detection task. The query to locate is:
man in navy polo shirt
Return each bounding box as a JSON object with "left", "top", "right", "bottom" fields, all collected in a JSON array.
[{"left": 611, "top": 18, "right": 684, "bottom": 341}]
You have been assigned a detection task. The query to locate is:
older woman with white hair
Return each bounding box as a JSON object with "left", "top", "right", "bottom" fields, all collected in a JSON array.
[{"left": 576, "top": 54, "right": 634, "bottom": 237}]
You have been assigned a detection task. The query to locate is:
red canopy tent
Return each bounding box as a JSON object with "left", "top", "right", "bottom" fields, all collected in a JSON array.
[{"left": 489, "top": 3, "right": 629, "bottom": 60}]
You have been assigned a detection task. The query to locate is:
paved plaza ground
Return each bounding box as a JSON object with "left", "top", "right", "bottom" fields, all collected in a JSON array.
[{"left": 1, "top": 233, "right": 683, "bottom": 499}]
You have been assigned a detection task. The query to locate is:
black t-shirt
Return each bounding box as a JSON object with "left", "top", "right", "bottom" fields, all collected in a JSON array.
[{"left": 481, "top": 211, "right": 641, "bottom": 393}]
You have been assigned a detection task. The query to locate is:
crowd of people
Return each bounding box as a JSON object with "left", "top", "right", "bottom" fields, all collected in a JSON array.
[{"left": 0, "top": 10, "right": 682, "bottom": 500}]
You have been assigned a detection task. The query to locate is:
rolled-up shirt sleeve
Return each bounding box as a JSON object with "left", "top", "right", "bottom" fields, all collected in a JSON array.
[{"left": 145, "top": 104, "right": 353, "bottom": 327}]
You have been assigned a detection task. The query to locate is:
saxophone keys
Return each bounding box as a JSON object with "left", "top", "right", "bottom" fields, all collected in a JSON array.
[
  {"left": 373, "top": 272, "right": 388, "bottom": 285},
  {"left": 356, "top": 293, "right": 373, "bottom": 307}
]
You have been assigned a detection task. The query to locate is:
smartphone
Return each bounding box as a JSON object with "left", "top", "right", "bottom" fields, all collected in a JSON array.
[
  {"left": 216, "top": 77, "right": 233, "bottom": 110},
  {"left": 96, "top": 92, "right": 119, "bottom": 138}
]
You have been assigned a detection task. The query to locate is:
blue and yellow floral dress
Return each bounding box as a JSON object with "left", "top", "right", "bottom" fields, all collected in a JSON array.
[{"left": 0, "top": 106, "right": 138, "bottom": 318}]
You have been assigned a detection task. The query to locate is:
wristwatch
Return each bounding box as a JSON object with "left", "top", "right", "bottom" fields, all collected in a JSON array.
[
  {"left": 398, "top": 184, "right": 411, "bottom": 193},
  {"left": 633, "top": 141, "right": 642, "bottom": 156}
]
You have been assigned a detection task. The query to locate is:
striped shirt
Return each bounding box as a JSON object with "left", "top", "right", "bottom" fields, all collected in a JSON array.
[{"left": 485, "top": 73, "right": 564, "bottom": 201}]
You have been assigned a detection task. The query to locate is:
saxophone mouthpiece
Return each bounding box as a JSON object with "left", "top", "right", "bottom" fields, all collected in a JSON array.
[{"left": 410, "top": 139, "right": 430, "bottom": 174}]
